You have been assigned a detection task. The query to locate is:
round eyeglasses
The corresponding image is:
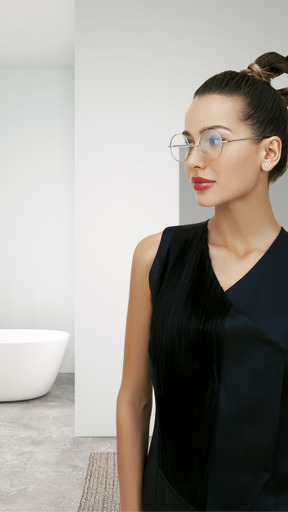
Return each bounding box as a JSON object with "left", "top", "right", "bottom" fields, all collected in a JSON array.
[{"left": 169, "top": 129, "right": 268, "bottom": 162}]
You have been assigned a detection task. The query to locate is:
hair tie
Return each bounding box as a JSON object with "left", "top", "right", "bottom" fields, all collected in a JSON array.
[{"left": 240, "top": 62, "right": 272, "bottom": 84}]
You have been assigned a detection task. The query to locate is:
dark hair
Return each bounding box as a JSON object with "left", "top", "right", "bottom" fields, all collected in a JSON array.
[{"left": 194, "top": 52, "right": 288, "bottom": 185}]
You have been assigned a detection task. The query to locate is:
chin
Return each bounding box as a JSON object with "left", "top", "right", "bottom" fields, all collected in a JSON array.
[
  {"left": 197, "top": 202, "right": 216, "bottom": 208},
  {"left": 194, "top": 195, "right": 216, "bottom": 208}
]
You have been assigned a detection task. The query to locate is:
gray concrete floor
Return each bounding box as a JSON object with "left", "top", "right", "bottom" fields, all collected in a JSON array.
[{"left": 0, "top": 373, "right": 116, "bottom": 512}]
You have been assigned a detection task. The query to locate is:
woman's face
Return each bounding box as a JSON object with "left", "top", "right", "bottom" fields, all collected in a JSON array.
[{"left": 184, "top": 94, "right": 267, "bottom": 208}]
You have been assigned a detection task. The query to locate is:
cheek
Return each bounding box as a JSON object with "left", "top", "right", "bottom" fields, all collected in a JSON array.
[
  {"left": 220, "top": 151, "right": 260, "bottom": 188},
  {"left": 213, "top": 157, "right": 263, "bottom": 206}
]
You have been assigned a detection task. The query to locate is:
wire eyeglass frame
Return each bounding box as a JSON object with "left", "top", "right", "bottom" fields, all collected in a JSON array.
[{"left": 169, "top": 129, "right": 270, "bottom": 162}]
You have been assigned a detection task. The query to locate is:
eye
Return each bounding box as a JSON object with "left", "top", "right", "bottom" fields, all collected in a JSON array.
[{"left": 208, "top": 135, "right": 222, "bottom": 146}]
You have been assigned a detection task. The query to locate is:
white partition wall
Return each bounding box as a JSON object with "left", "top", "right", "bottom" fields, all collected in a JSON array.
[{"left": 75, "top": 0, "right": 288, "bottom": 435}]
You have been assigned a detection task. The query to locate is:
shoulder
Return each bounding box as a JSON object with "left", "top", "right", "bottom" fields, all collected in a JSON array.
[
  {"left": 132, "top": 226, "right": 180, "bottom": 283},
  {"left": 133, "top": 232, "right": 163, "bottom": 274},
  {"left": 132, "top": 222, "right": 208, "bottom": 276}
]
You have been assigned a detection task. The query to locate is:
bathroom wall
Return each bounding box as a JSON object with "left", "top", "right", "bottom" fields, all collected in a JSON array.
[
  {"left": 75, "top": 0, "right": 288, "bottom": 435},
  {"left": 0, "top": 68, "right": 74, "bottom": 372}
]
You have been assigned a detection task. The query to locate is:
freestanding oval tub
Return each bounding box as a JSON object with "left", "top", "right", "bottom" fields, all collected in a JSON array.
[{"left": 0, "top": 329, "right": 70, "bottom": 401}]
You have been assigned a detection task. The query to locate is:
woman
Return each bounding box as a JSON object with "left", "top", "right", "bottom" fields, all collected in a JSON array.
[{"left": 116, "top": 51, "right": 288, "bottom": 511}]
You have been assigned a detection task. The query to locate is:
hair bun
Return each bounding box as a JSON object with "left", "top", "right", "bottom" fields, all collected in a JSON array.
[{"left": 241, "top": 52, "right": 288, "bottom": 106}]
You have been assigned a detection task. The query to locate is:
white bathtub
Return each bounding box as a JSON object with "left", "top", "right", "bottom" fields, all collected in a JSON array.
[{"left": 0, "top": 329, "right": 70, "bottom": 401}]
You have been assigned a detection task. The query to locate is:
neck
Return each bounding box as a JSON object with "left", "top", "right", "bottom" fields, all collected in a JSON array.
[{"left": 208, "top": 188, "right": 280, "bottom": 253}]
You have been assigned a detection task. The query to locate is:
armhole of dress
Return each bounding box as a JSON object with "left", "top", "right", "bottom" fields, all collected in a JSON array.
[{"left": 148, "top": 227, "right": 175, "bottom": 298}]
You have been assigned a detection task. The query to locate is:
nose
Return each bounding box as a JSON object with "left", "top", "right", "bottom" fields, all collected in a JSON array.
[{"left": 185, "top": 144, "right": 206, "bottom": 170}]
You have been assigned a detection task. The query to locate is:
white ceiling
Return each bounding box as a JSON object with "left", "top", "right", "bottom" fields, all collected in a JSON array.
[{"left": 0, "top": 0, "right": 74, "bottom": 67}]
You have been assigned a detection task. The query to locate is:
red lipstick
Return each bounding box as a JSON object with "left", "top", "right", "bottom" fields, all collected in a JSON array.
[{"left": 192, "top": 177, "right": 215, "bottom": 191}]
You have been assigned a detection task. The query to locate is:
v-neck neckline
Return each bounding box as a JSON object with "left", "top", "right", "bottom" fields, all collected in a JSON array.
[{"left": 205, "top": 220, "right": 283, "bottom": 294}]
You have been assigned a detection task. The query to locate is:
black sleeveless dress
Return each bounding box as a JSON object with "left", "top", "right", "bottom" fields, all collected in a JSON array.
[{"left": 142, "top": 221, "right": 288, "bottom": 511}]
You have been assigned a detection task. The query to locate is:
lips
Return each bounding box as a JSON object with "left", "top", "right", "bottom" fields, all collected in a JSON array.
[
  {"left": 192, "top": 177, "right": 215, "bottom": 184},
  {"left": 192, "top": 176, "right": 215, "bottom": 191}
]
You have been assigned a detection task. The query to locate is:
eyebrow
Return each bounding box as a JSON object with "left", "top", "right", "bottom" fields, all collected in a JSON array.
[{"left": 182, "top": 125, "right": 233, "bottom": 137}]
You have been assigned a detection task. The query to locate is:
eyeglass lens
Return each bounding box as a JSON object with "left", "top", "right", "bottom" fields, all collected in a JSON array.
[
  {"left": 169, "top": 130, "right": 223, "bottom": 162},
  {"left": 169, "top": 133, "right": 190, "bottom": 162}
]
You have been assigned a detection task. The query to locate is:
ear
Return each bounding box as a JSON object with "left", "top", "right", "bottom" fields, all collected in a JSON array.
[{"left": 261, "top": 136, "right": 282, "bottom": 173}]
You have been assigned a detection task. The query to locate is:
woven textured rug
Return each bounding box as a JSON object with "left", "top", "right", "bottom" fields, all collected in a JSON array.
[{"left": 78, "top": 452, "right": 120, "bottom": 512}]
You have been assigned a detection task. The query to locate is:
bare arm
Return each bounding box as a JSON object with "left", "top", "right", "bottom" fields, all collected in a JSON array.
[{"left": 116, "top": 232, "right": 162, "bottom": 512}]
